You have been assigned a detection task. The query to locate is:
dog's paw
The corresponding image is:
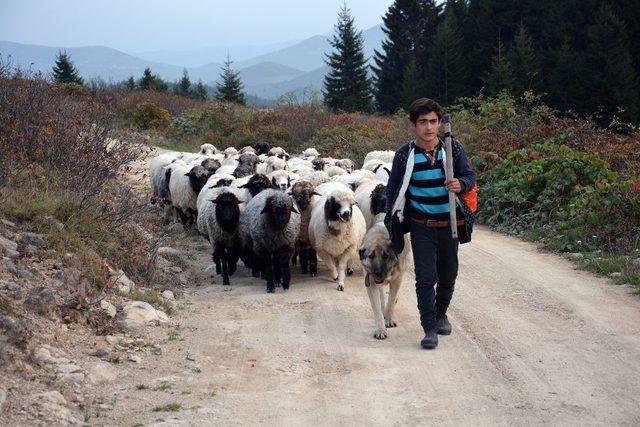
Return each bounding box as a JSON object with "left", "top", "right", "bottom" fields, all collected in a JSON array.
[
  {"left": 385, "top": 317, "right": 397, "bottom": 328},
  {"left": 373, "top": 328, "right": 388, "bottom": 340},
  {"left": 336, "top": 284, "right": 344, "bottom": 291}
]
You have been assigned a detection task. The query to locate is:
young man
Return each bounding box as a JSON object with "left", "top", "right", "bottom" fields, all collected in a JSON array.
[{"left": 384, "top": 98, "right": 475, "bottom": 349}]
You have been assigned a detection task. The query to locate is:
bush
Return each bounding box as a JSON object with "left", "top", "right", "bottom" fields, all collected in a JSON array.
[{"left": 132, "top": 102, "right": 171, "bottom": 129}]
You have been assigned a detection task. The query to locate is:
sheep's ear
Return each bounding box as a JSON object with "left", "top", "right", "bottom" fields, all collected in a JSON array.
[
  {"left": 260, "top": 205, "right": 268, "bottom": 214},
  {"left": 238, "top": 183, "right": 248, "bottom": 188},
  {"left": 383, "top": 167, "right": 391, "bottom": 175},
  {"left": 358, "top": 248, "right": 366, "bottom": 260},
  {"left": 291, "top": 205, "right": 300, "bottom": 215},
  {"left": 313, "top": 191, "right": 322, "bottom": 196},
  {"left": 184, "top": 172, "right": 191, "bottom": 177},
  {"left": 210, "top": 199, "right": 217, "bottom": 204}
]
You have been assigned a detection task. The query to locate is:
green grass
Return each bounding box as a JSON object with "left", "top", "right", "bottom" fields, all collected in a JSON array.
[
  {"left": 576, "top": 253, "right": 640, "bottom": 288},
  {"left": 162, "top": 252, "right": 188, "bottom": 270},
  {"left": 154, "top": 383, "right": 172, "bottom": 392},
  {"left": 0, "top": 298, "right": 14, "bottom": 315},
  {"left": 152, "top": 403, "right": 181, "bottom": 412},
  {"left": 107, "top": 356, "right": 121, "bottom": 364},
  {"left": 135, "top": 384, "right": 148, "bottom": 390},
  {"left": 168, "top": 325, "right": 183, "bottom": 341}
]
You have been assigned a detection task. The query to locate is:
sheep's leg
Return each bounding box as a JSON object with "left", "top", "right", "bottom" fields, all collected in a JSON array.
[
  {"left": 299, "top": 248, "right": 309, "bottom": 274},
  {"left": 272, "top": 252, "right": 282, "bottom": 287},
  {"left": 176, "top": 208, "right": 189, "bottom": 226},
  {"left": 366, "top": 275, "right": 387, "bottom": 339},
  {"left": 213, "top": 244, "right": 223, "bottom": 274},
  {"left": 346, "top": 258, "right": 354, "bottom": 276},
  {"left": 291, "top": 250, "right": 298, "bottom": 266},
  {"left": 336, "top": 251, "right": 350, "bottom": 292},
  {"left": 317, "top": 250, "right": 337, "bottom": 282},
  {"left": 220, "top": 244, "right": 231, "bottom": 288},
  {"left": 228, "top": 247, "right": 240, "bottom": 276},
  {"left": 277, "top": 247, "right": 294, "bottom": 290},
  {"left": 261, "top": 251, "right": 276, "bottom": 293},
  {"left": 309, "top": 249, "right": 318, "bottom": 276},
  {"left": 384, "top": 279, "right": 401, "bottom": 328}
]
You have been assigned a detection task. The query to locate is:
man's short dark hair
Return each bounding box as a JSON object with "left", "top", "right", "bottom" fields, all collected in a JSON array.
[{"left": 409, "top": 98, "right": 443, "bottom": 124}]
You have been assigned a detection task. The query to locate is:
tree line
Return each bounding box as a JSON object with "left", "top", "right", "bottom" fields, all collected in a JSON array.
[{"left": 323, "top": 0, "right": 640, "bottom": 124}]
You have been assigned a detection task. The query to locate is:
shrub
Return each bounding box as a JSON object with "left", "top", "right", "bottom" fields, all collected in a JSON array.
[{"left": 132, "top": 102, "right": 171, "bottom": 129}]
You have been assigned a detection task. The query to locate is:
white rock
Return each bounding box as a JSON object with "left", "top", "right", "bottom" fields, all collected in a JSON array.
[
  {"left": 568, "top": 252, "right": 583, "bottom": 260},
  {"left": 0, "top": 219, "right": 15, "bottom": 227},
  {"left": 158, "top": 246, "right": 181, "bottom": 256},
  {"left": 0, "top": 388, "right": 6, "bottom": 413},
  {"left": 204, "top": 264, "right": 217, "bottom": 277},
  {"left": 109, "top": 268, "right": 135, "bottom": 294},
  {"left": 116, "top": 301, "right": 168, "bottom": 330},
  {"left": 0, "top": 236, "right": 18, "bottom": 255},
  {"left": 100, "top": 300, "right": 117, "bottom": 318},
  {"left": 32, "top": 391, "right": 81, "bottom": 425},
  {"left": 33, "top": 346, "right": 54, "bottom": 364},
  {"left": 610, "top": 272, "right": 623, "bottom": 278},
  {"left": 128, "top": 354, "right": 142, "bottom": 363},
  {"left": 55, "top": 363, "right": 83, "bottom": 374},
  {"left": 161, "top": 290, "right": 175, "bottom": 300},
  {"left": 86, "top": 361, "right": 118, "bottom": 384},
  {"left": 57, "top": 372, "right": 85, "bottom": 384},
  {"left": 105, "top": 335, "right": 122, "bottom": 346}
]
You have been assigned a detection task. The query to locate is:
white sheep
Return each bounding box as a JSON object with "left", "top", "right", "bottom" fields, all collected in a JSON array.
[
  {"left": 374, "top": 163, "right": 392, "bottom": 183},
  {"left": 266, "top": 156, "right": 287, "bottom": 173},
  {"left": 199, "top": 143, "right": 217, "bottom": 155},
  {"left": 362, "top": 159, "right": 385, "bottom": 172},
  {"left": 363, "top": 150, "right": 395, "bottom": 165},
  {"left": 326, "top": 165, "right": 348, "bottom": 177},
  {"left": 268, "top": 170, "right": 294, "bottom": 191},
  {"left": 354, "top": 180, "right": 387, "bottom": 230},
  {"left": 309, "top": 188, "right": 366, "bottom": 291},
  {"left": 223, "top": 147, "right": 239, "bottom": 158},
  {"left": 167, "top": 162, "right": 213, "bottom": 227},
  {"left": 149, "top": 153, "right": 181, "bottom": 222},
  {"left": 268, "top": 146, "right": 290, "bottom": 160},
  {"left": 239, "top": 189, "right": 301, "bottom": 292},
  {"left": 335, "top": 159, "right": 356, "bottom": 172},
  {"left": 301, "top": 148, "right": 320, "bottom": 159}
]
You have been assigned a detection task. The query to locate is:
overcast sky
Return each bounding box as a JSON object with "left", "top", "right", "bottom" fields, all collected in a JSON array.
[{"left": 0, "top": 0, "right": 391, "bottom": 52}]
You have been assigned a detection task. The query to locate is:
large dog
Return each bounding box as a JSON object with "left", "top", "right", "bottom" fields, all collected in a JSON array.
[{"left": 359, "top": 222, "right": 410, "bottom": 339}]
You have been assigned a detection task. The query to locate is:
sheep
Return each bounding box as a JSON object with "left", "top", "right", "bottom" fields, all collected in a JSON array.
[
  {"left": 239, "top": 189, "right": 301, "bottom": 292},
  {"left": 200, "top": 158, "right": 221, "bottom": 173},
  {"left": 266, "top": 156, "right": 287, "bottom": 173},
  {"left": 309, "top": 170, "right": 330, "bottom": 187},
  {"left": 287, "top": 158, "right": 313, "bottom": 171},
  {"left": 363, "top": 150, "right": 395, "bottom": 165},
  {"left": 199, "top": 143, "right": 217, "bottom": 155},
  {"left": 309, "top": 188, "right": 366, "bottom": 291},
  {"left": 255, "top": 161, "right": 268, "bottom": 175},
  {"left": 334, "top": 169, "right": 376, "bottom": 191},
  {"left": 288, "top": 180, "right": 320, "bottom": 275},
  {"left": 335, "top": 159, "right": 356, "bottom": 172},
  {"left": 149, "top": 153, "right": 181, "bottom": 222},
  {"left": 196, "top": 173, "right": 236, "bottom": 213},
  {"left": 231, "top": 173, "right": 274, "bottom": 203},
  {"left": 374, "top": 163, "right": 392, "bottom": 183},
  {"left": 167, "top": 163, "right": 214, "bottom": 227},
  {"left": 354, "top": 181, "right": 387, "bottom": 230},
  {"left": 240, "top": 146, "right": 256, "bottom": 154},
  {"left": 301, "top": 148, "right": 320, "bottom": 159},
  {"left": 363, "top": 159, "right": 385, "bottom": 172},
  {"left": 315, "top": 181, "right": 353, "bottom": 196},
  {"left": 268, "top": 170, "right": 293, "bottom": 192},
  {"left": 312, "top": 157, "right": 327, "bottom": 171},
  {"left": 214, "top": 164, "right": 237, "bottom": 175},
  {"left": 252, "top": 141, "right": 270, "bottom": 155},
  {"left": 197, "top": 187, "right": 246, "bottom": 288},
  {"left": 326, "top": 165, "right": 348, "bottom": 177},
  {"left": 268, "top": 146, "right": 290, "bottom": 160},
  {"left": 233, "top": 152, "right": 259, "bottom": 178},
  {"left": 223, "top": 147, "right": 239, "bottom": 158}
]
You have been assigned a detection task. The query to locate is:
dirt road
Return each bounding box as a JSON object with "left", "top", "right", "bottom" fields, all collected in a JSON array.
[{"left": 108, "top": 221, "right": 640, "bottom": 426}]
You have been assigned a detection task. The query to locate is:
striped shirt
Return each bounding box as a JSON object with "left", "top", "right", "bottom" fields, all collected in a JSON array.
[{"left": 408, "top": 145, "right": 462, "bottom": 221}]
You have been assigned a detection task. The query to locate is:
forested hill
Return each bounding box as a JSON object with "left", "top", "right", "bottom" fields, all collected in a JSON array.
[{"left": 374, "top": 0, "right": 640, "bottom": 124}]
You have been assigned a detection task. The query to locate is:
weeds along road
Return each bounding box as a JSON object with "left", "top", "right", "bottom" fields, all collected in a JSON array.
[{"left": 116, "top": 151, "right": 640, "bottom": 425}]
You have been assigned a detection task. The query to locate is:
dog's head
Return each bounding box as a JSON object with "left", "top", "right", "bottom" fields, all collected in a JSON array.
[{"left": 359, "top": 233, "right": 398, "bottom": 286}]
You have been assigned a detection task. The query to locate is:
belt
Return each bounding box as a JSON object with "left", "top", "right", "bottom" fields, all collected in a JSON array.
[{"left": 411, "top": 217, "right": 465, "bottom": 228}]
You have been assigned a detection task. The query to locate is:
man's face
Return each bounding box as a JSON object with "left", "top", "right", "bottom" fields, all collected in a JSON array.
[{"left": 412, "top": 112, "right": 441, "bottom": 145}]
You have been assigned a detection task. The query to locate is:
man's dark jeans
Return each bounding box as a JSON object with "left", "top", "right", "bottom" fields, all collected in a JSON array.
[{"left": 409, "top": 220, "right": 459, "bottom": 332}]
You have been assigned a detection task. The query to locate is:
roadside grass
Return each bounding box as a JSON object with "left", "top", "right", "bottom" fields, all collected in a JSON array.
[
  {"left": 576, "top": 252, "right": 640, "bottom": 289},
  {"left": 128, "top": 288, "right": 175, "bottom": 316},
  {"left": 152, "top": 403, "right": 181, "bottom": 412},
  {"left": 162, "top": 252, "right": 189, "bottom": 270}
]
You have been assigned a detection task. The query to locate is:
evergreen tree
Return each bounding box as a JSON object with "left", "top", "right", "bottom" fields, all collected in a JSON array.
[
  {"left": 483, "top": 35, "right": 515, "bottom": 95},
  {"left": 177, "top": 69, "right": 191, "bottom": 97},
  {"left": 125, "top": 75, "right": 136, "bottom": 91},
  {"left": 52, "top": 50, "right": 83, "bottom": 85},
  {"left": 427, "top": 0, "right": 466, "bottom": 105},
  {"left": 138, "top": 67, "right": 168, "bottom": 92},
  {"left": 548, "top": 37, "right": 588, "bottom": 114},
  {"left": 507, "top": 24, "right": 542, "bottom": 96},
  {"left": 373, "top": 0, "right": 422, "bottom": 113},
  {"left": 192, "top": 80, "right": 209, "bottom": 101},
  {"left": 399, "top": 58, "right": 423, "bottom": 110},
  {"left": 585, "top": 4, "right": 639, "bottom": 122},
  {"left": 216, "top": 55, "right": 245, "bottom": 105},
  {"left": 323, "top": 2, "right": 373, "bottom": 113}
]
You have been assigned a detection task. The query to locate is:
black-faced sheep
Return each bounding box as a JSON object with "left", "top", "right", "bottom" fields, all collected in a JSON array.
[
  {"left": 167, "top": 163, "right": 214, "bottom": 227},
  {"left": 354, "top": 181, "right": 387, "bottom": 230},
  {"left": 239, "top": 189, "right": 301, "bottom": 292},
  {"left": 252, "top": 140, "right": 270, "bottom": 155}
]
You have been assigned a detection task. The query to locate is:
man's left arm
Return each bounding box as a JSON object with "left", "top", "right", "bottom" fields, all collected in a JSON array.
[{"left": 451, "top": 140, "right": 475, "bottom": 193}]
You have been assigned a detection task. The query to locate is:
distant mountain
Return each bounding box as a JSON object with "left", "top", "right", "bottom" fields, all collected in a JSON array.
[
  {"left": 132, "top": 40, "right": 301, "bottom": 68},
  {"left": 246, "top": 65, "right": 330, "bottom": 100},
  {"left": 236, "top": 24, "right": 385, "bottom": 72}
]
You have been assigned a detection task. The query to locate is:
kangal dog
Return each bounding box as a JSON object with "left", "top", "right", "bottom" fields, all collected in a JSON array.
[{"left": 359, "top": 222, "right": 410, "bottom": 339}]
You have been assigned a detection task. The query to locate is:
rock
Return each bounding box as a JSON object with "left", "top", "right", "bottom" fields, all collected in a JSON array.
[
  {"left": 158, "top": 246, "right": 181, "bottom": 256},
  {"left": 1, "top": 258, "right": 18, "bottom": 275},
  {"left": 89, "top": 349, "right": 109, "bottom": 357},
  {"left": 19, "top": 232, "right": 47, "bottom": 249},
  {"left": 116, "top": 301, "right": 168, "bottom": 330},
  {"left": 0, "top": 388, "right": 6, "bottom": 413},
  {"left": 23, "top": 286, "right": 56, "bottom": 315},
  {"left": 0, "top": 314, "right": 30, "bottom": 347},
  {"left": 23, "top": 244, "right": 39, "bottom": 256},
  {"left": 32, "top": 391, "right": 81, "bottom": 425},
  {"left": 109, "top": 269, "right": 135, "bottom": 294},
  {"left": 105, "top": 335, "right": 122, "bottom": 346},
  {"left": 631, "top": 258, "right": 640, "bottom": 268},
  {"left": 568, "top": 252, "right": 584, "bottom": 260},
  {"left": 167, "top": 223, "right": 184, "bottom": 233},
  {"left": 0, "top": 219, "right": 15, "bottom": 228},
  {"left": 2, "top": 281, "right": 22, "bottom": 299},
  {"left": 610, "top": 272, "right": 623, "bottom": 278},
  {"left": 169, "top": 266, "right": 183, "bottom": 274},
  {"left": 204, "top": 264, "right": 217, "bottom": 277},
  {"left": 161, "top": 290, "right": 175, "bottom": 300},
  {"left": 43, "top": 215, "right": 65, "bottom": 230},
  {"left": 55, "top": 363, "right": 83, "bottom": 374},
  {"left": 100, "top": 300, "right": 117, "bottom": 318},
  {"left": 128, "top": 354, "right": 142, "bottom": 363},
  {"left": 33, "top": 346, "right": 70, "bottom": 366},
  {"left": 57, "top": 372, "right": 85, "bottom": 384},
  {"left": 0, "top": 236, "right": 18, "bottom": 256},
  {"left": 17, "top": 268, "right": 40, "bottom": 281},
  {"left": 86, "top": 361, "right": 118, "bottom": 384}
]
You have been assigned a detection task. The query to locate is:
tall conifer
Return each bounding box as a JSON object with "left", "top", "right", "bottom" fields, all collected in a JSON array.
[
  {"left": 323, "top": 3, "right": 373, "bottom": 113},
  {"left": 216, "top": 55, "right": 246, "bottom": 105},
  {"left": 52, "top": 50, "right": 83, "bottom": 85}
]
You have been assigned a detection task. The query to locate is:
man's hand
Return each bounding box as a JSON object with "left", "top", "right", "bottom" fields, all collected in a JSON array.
[{"left": 444, "top": 178, "right": 462, "bottom": 193}]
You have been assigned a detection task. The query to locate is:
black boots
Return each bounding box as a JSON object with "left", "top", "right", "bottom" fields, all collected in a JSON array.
[
  {"left": 420, "top": 329, "right": 438, "bottom": 349},
  {"left": 437, "top": 315, "right": 452, "bottom": 335}
]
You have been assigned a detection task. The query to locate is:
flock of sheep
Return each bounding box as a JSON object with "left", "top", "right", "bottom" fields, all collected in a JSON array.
[{"left": 149, "top": 141, "right": 410, "bottom": 339}]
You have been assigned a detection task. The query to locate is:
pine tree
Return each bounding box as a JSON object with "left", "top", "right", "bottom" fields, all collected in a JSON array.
[
  {"left": 585, "top": 4, "right": 639, "bottom": 122},
  {"left": 373, "top": 0, "right": 420, "bottom": 113},
  {"left": 323, "top": 2, "right": 373, "bottom": 113},
  {"left": 138, "top": 67, "right": 168, "bottom": 92},
  {"left": 483, "top": 35, "right": 515, "bottom": 95},
  {"left": 548, "top": 37, "right": 588, "bottom": 114},
  {"left": 125, "top": 75, "right": 136, "bottom": 91},
  {"left": 193, "top": 80, "right": 209, "bottom": 101},
  {"left": 177, "top": 69, "right": 191, "bottom": 97},
  {"left": 216, "top": 55, "right": 245, "bottom": 105},
  {"left": 508, "top": 24, "right": 542, "bottom": 96},
  {"left": 52, "top": 50, "right": 83, "bottom": 85},
  {"left": 427, "top": 0, "right": 466, "bottom": 105}
]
